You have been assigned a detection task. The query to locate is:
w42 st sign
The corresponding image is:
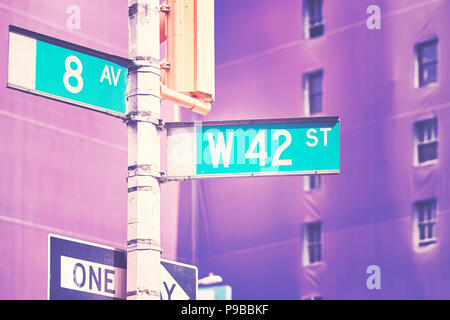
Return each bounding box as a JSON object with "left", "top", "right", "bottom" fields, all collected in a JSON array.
[{"left": 166, "top": 116, "right": 340, "bottom": 180}]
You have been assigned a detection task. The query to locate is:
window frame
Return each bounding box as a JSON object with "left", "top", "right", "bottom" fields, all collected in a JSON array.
[
  {"left": 303, "top": 69, "right": 324, "bottom": 116},
  {"left": 303, "top": 0, "right": 324, "bottom": 39},
  {"left": 302, "top": 221, "right": 323, "bottom": 266},
  {"left": 413, "top": 118, "right": 438, "bottom": 167},
  {"left": 413, "top": 198, "right": 437, "bottom": 247},
  {"left": 415, "top": 39, "right": 438, "bottom": 88},
  {"left": 302, "top": 295, "right": 323, "bottom": 300},
  {"left": 303, "top": 175, "right": 322, "bottom": 192}
]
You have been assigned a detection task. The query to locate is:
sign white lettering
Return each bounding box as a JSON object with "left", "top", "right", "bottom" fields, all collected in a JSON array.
[{"left": 60, "top": 256, "right": 125, "bottom": 298}]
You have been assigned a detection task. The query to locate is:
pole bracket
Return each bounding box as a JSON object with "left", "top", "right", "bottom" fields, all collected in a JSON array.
[
  {"left": 160, "top": 3, "right": 170, "bottom": 13},
  {"left": 160, "top": 60, "right": 170, "bottom": 70},
  {"left": 158, "top": 172, "right": 169, "bottom": 184},
  {"left": 127, "top": 238, "right": 162, "bottom": 254},
  {"left": 124, "top": 111, "right": 165, "bottom": 130},
  {"left": 126, "top": 289, "right": 160, "bottom": 299},
  {"left": 127, "top": 164, "right": 168, "bottom": 184},
  {"left": 129, "top": 56, "right": 161, "bottom": 70},
  {"left": 129, "top": 2, "right": 160, "bottom": 18},
  {"left": 127, "top": 164, "right": 164, "bottom": 180}
]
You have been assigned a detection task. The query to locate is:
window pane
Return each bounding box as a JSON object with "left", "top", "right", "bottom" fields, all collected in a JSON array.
[
  {"left": 304, "top": 70, "right": 323, "bottom": 114},
  {"left": 420, "top": 63, "right": 437, "bottom": 86},
  {"left": 309, "top": 244, "right": 322, "bottom": 264},
  {"left": 307, "top": 225, "right": 315, "bottom": 243},
  {"left": 427, "top": 223, "right": 435, "bottom": 239},
  {"left": 309, "top": 13, "right": 321, "bottom": 25},
  {"left": 314, "top": 224, "right": 321, "bottom": 242},
  {"left": 307, "top": 0, "right": 323, "bottom": 24},
  {"left": 314, "top": 245, "right": 319, "bottom": 263},
  {"left": 424, "top": 119, "right": 437, "bottom": 141},
  {"left": 306, "top": 222, "right": 321, "bottom": 264},
  {"left": 316, "top": 244, "right": 322, "bottom": 262},
  {"left": 309, "top": 176, "right": 316, "bottom": 189},
  {"left": 425, "top": 122, "right": 432, "bottom": 141},
  {"left": 307, "top": 222, "right": 321, "bottom": 242},
  {"left": 415, "top": 199, "right": 437, "bottom": 243},
  {"left": 415, "top": 119, "right": 437, "bottom": 143},
  {"left": 309, "top": 24, "right": 324, "bottom": 38},
  {"left": 419, "top": 41, "right": 437, "bottom": 64},
  {"left": 309, "top": 93, "right": 323, "bottom": 114},
  {"left": 309, "top": 72, "right": 323, "bottom": 94},
  {"left": 416, "top": 122, "right": 425, "bottom": 142},
  {"left": 417, "top": 205, "right": 425, "bottom": 222},
  {"left": 311, "top": 224, "right": 318, "bottom": 242},
  {"left": 309, "top": 175, "right": 321, "bottom": 190},
  {"left": 425, "top": 203, "right": 433, "bottom": 220},
  {"left": 431, "top": 201, "right": 436, "bottom": 218},
  {"left": 309, "top": 245, "right": 316, "bottom": 263},
  {"left": 304, "top": 0, "right": 324, "bottom": 39},
  {"left": 419, "top": 224, "right": 426, "bottom": 240},
  {"left": 418, "top": 142, "right": 438, "bottom": 163}
]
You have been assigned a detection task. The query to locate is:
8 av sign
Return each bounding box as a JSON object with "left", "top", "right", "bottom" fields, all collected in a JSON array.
[
  {"left": 166, "top": 116, "right": 340, "bottom": 179},
  {"left": 7, "top": 26, "right": 129, "bottom": 117}
]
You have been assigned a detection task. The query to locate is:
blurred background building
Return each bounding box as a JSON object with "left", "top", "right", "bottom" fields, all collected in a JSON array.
[{"left": 1, "top": 0, "right": 450, "bottom": 299}]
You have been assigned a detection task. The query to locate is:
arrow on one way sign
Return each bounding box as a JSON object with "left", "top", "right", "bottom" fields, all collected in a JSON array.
[{"left": 160, "top": 259, "right": 197, "bottom": 300}]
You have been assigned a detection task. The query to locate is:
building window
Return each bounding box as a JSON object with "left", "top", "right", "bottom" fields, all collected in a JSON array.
[
  {"left": 303, "top": 295, "right": 323, "bottom": 300},
  {"left": 414, "top": 118, "right": 438, "bottom": 166},
  {"left": 416, "top": 39, "right": 438, "bottom": 87},
  {"left": 304, "top": 175, "right": 322, "bottom": 191},
  {"left": 303, "top": 221, "right": 322, "bottom": 265},
  {"left": 303, "top": 70, "right": 323, "bottom": 115},
  {"left": 414, "top": 199, "right": 437, "bottom": 246},
  {"left": 303, "top": 0, "right": 324, "bottom": 39}
]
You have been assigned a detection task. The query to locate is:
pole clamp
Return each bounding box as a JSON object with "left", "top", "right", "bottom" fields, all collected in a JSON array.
[
  {"left": 127, "top": 164, "right": 168, "bottom": 184},
  {"left": 127, "top": 238, "right": 162, "bottom": 253},
  {"left": 124, "top": 111, "right": 165, "bottom": 130},
  {"left": 159, "top": 172, "right": 169, "bottom": 184},
  {"left": 160, "top": 61, "right": 170, "bottom": 70},
  {"left": 129, "top": 56, "right": 161, "bottom": 70},
  {"left": 129, "top": 2, "right": 160, "bottom": 18},
  {"left": 126, "top": 289, "right": 160, "bottom": 299},
  {"left": 127, "top": 164, "right": 163, "bottom": 180},
  {"left": 160, "top": 3, "right": 170, "bottom": 13}
]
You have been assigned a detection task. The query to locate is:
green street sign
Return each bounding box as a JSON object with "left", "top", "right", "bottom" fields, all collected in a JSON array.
[
  {"left": 166, "top": 116, "right": 340, "bottom": 180},
  {"left": 7, "top": 26, "right": 129, "bottom": 118}
]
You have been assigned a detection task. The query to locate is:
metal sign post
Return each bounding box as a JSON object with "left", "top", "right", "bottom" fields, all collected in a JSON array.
[{"left": 126, "top": 0, "right": 162, "bottom": 300}]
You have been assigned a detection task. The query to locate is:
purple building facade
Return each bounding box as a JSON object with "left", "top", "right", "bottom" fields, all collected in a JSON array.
[
  {"left": 183, "top": 0, "right": 450, "bottom": 300},
  {"left": 1, "top": 0, "right": 450, "bottom": 300}
]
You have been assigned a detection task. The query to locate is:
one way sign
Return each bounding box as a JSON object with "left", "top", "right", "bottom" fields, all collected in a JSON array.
[
  {"left": 48, "top": 235, "right": 197, "bottom": 300},
  {"left": 160, "top": 259, "right": 197, "bottom": 300}
]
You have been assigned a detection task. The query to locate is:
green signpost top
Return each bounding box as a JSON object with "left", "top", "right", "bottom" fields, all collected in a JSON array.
[
  {"left": 7, "top": 25, "right": 130, "bottom": 118},
  {"left": 166, "top": 116, "right": 340, "bottom": 180}
]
